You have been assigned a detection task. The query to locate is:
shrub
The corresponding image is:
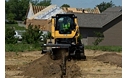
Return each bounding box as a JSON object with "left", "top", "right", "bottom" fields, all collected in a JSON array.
[
  {"left": 22, "top": 25, "right": 42, "bottom": 44},
  {"left": 93, "top": 31, "right": 104, "bottom": 46},
  {"left": 5, "top": 26, "right": 18, "bottom": 44}
]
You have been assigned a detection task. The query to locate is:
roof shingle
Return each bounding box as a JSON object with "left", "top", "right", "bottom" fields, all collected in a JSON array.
[{"left": 71, "top": 6, "right": 122, "bottom": 28}]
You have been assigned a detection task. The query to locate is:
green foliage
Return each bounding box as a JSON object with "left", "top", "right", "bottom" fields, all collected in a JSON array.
[
  {"left": 61, "top": 4, "right": 70, "bottom": 7},
  {"left": 96, "top": 0, "right": 115, "bottom": 12},
  {"left": 78, "top": 34, "right": 83, "bottom": 40},
  {"left": 5, "top": 24, "right": 26, "bottom": 30},
  {"left": 85, "top": 46, "right": 122, "bottom": 52},
  {"left": 5, "top": 24, "right": 26, "bottom": 44},
  {"left": 5, "top": 0, "right": 51, "bottom": 21},
  {"left": 47, "top": 31, "right": 51, "bottom": 39},
  {"left": 5, "top": 0, "right": 30, "bottom": 20},
  {"left": 41, "top": 31, "right": 51, "bottom": 44},
  {"left": 5, "top": 26, "right": 17, "bottom": 44},
  {"left": 7, "top": 13, "right": 16, "bottom": 21},
  {"left": 93, "top": 31, "right": 104, "bottom": 46},
  {"left": 5, "top": 43, "right": 42, "bottom": 52},
  {"left": 22, "top": 25, "right": 42, "bottom": 44}
]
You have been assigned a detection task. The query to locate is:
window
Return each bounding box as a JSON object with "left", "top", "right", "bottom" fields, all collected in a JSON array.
[{"left": 56, "top": 16, "right": 74, "bottom": 34}]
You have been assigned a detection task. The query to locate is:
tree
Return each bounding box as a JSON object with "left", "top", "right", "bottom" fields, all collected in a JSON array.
[
  {"left": 61, "top": 4, "right": 70, "bottom": 7},
  {"left": 5, "top": 0, "right": 51, "bottom": 21},
  {"left": 5, "top": 0, "right": 30, "bottom": 20},
  {"left": 96, "top": 0, "right": 115, "bottom": 12}
]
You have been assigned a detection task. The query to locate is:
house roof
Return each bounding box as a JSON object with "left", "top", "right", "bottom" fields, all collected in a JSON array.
[
  {"left": 26, "top": 2, "right": 47, "bottom": 19},
  {"left": 32, "top": 5, "right": 47, "bottom": 14},
  {"left": 102, "top": 6, "right": 122, "bottom": 12},
  {"left": 71, "top": 6, "right": 122, "bottom": 28},
  {"left": 73, "top": 13, "right": 106, "bottom": 28},
  {"left": 62, "top": 7, "right": 100, "bottom": 14},
  {"left": 26, "top": 3, "right": 65, "bottom": 19},
  {"left": 29, "top": 5, "right": 57, "bottom": 19},
  {"left": 101, "top": 6, "right": 122, "bottom": 27}
]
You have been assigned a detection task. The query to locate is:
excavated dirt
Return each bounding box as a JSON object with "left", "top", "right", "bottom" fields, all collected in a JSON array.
[
  {"left": 5, "top": 50, "right": 122, "bottom": 78},
  {"left": 20, "top": 54, "right": 62, "bottom": 78},
  {"left": 94, "top": 53, "right": 122, "bottom": 67},
  {"left": 20, "top": 53, "right": 81, "bottom": 78}
]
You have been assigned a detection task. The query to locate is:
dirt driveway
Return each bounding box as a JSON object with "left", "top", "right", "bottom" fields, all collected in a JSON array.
[{"left": 5, "top": 50, "right": 122, "bottom": 78}]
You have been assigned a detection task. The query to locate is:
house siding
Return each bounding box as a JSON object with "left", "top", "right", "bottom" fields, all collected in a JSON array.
[
  {"left": 79, "top": 28, "right": 101, "bottom": 45},
  {"left": 100, "top": 16, "right": 122, "bottom": 46},
  {"left": 79, "top": 28, "right": 101, "bottom": 38}
]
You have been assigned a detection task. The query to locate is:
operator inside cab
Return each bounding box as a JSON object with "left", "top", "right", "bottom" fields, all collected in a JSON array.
[{"left": 57, "top": 16, "right": 73, "bottom": 34}]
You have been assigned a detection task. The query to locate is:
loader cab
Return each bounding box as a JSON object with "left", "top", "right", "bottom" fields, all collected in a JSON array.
[{"left": 54, "top": 14, "right": 76, "bottom": 34}]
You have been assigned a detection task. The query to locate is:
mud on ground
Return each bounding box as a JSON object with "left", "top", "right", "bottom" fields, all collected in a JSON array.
[{"left": 5, "top": 50, "right": 122, "bottom": 78}]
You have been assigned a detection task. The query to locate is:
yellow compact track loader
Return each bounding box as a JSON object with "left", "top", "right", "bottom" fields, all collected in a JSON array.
[{"left": 41, "top": 14, "right": 86, "bottom": 76}]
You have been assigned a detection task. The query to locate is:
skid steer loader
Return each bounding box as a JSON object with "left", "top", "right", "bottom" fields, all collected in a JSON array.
[{"left": 41, "top": 14, "right": 86, "bottom": 76}]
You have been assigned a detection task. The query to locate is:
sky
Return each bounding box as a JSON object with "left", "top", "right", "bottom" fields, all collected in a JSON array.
[{"left": 51, "top": 0, "right": 122, "bottom": 8}]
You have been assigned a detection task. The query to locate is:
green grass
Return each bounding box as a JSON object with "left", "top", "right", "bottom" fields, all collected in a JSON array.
[
  {"left": 5, "top": 24, "right": 26, "bottom": 30},
  {"left": 85, "top": 45, "right": 122, "bottom": 52},
  {"left": 6, "top": 44, "right": 122, "bottom": 52},
  {"left": 5, "top": 43, "right": 42, "bottom": 52}
]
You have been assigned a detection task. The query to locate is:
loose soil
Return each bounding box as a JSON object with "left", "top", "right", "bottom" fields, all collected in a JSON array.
[
  {"left": 5, "top": 50, "right": 122, "bottom": 78},
  {"left": 94, "top": 53, "right": 122, "bottom": 67}
]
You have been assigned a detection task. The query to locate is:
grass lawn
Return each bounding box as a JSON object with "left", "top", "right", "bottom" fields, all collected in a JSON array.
[
  {"left": 85, "top": 45, "right": 122, "bottom": 52},
  {"left": 5, "top": 43, "right": 42, "bottom": 52}
]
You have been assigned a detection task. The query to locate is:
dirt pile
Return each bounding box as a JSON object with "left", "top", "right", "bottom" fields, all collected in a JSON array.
[
  {"left": 94, "top": 53, "right": 122, "bottom": 67},
  {"left": 19, "top": 54, "right": 81, "bottom": 78},
  {"left": 5, "top": 65, "right": 20, "bottom": 71},
  {"left": 19, "top": 54, "right": 61, "bottom": 78}
]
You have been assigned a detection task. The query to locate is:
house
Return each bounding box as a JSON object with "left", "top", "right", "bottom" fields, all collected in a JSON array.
[
  {"left": 25, "top": 3, "right": 122, "bottom": 46},
  {"left": 25, "top": 2, "right": 65, "bottom": 31},
  {"left": 25, "top": 3, "right": 100, "bottom": 31},
  {"left": 73, "top": 6, "right": 122, "bottom": 46}
]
